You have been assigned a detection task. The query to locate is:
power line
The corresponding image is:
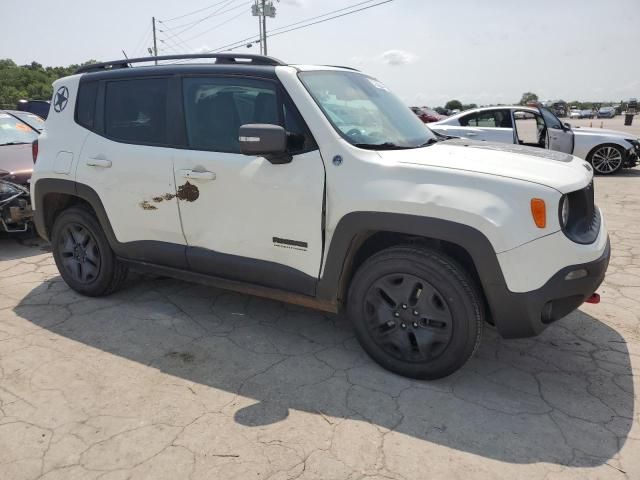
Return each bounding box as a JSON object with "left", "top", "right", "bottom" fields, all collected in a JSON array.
[
  {"left": 166, "top": 0, "right": 396, "bottom": 62},
  {"left": 171, "top": 0, "right": 247, "bottom": 37},
  {"left": 269, "top": 0, "right": 395, "bottom": 39},
  {"left": 182, "top": 8, "right": 249, "bottom": 43},
  {"left": 161, "top": 0, "right": 250, "bottom": 32},
  {"left": 208, "top": 0, "right": 394, "bottom": 53},
  {"left": 160, "top": 0, "right": 235, "bottom": 22}
]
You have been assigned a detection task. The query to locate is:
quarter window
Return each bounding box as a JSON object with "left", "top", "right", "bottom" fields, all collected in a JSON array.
[
  {"left": 104, "top": 78, "right": 168, "bottom": 145},
  {"left": 75, "top": 81, "right": 98, "bottom": 130}
]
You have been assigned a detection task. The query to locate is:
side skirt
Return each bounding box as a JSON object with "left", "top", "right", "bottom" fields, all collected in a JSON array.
[{"left": 119, "top": 258, "right": 338, "bottom": 314}]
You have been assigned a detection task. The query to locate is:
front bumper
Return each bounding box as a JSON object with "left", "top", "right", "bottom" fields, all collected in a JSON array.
[{"left": 486, "top": 237, "right": 610, "bottom": 338}]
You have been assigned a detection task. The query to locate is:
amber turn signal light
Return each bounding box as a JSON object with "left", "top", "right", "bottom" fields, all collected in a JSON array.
[{"left": 530, "top": 198, "right": 546, "bottom": 228}]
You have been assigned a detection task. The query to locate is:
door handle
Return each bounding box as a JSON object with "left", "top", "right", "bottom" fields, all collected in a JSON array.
[
  {"left": 86, "top": 158, "right": 112, "bottom": 168},
  {"left": 179, "top": 169, "right": 216, "bottom": 181}
]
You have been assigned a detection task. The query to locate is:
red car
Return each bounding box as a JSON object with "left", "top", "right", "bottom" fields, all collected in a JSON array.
[
  {"left": 411, "top": 106, "right": 446, "bottom": 123},
  {"left": 0, "top": 110, "right": 40, "bottom": 185}
]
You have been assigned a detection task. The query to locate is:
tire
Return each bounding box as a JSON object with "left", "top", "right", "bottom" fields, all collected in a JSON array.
[
  {"left": 347, "top": 245, "right": 483, "bottom": 380},
  {"left": 51, "top": 206, "right": 128, "bottom": 296},
  {"left": 587, "top": 144, "right": 625, "bottom": 175}
]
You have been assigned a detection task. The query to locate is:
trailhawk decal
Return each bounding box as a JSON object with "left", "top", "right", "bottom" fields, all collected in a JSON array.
[{"left": 272, "top": 237, "right": 308, "bottom": 251}]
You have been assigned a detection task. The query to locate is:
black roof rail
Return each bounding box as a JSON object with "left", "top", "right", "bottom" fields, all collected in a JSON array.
[{"left": 75, "top": 53, "right": 286, "bottom": 74}]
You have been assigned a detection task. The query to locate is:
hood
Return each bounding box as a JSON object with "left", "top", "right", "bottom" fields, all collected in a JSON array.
[
  {"left": 572, "top": 127, "right": 637, "bottom": 140},
  {"left": 378, "top": 139, "right": 592, "bottom": 193},
  {"left": 0, "top": 143, "right": 33, "bottom": 185}
]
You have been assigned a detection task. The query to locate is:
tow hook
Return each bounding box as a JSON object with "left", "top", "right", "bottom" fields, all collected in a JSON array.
[{"left": 585, "top": 293, "right": 600, "bottom": 304}]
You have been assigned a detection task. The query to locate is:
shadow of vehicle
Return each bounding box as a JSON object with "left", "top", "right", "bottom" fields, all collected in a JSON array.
[
  {"left": 0, "top": 236, "right": 50, "bottom": 261},
  {"left": 12, "top": 274, "right": 634, "bottom": 467}
]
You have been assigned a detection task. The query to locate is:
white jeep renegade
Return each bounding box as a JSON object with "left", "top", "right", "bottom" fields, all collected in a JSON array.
[{"left": 31, "top": 54, "right": 610, "bottom": 379}]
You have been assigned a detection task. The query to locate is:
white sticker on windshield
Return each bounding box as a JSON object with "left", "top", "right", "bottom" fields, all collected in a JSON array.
[
  {"left": 368, "top": 79, "right": 389, "bottom": 91},
  {"left": 0, "top": 114, "right": 11, "bottom": 118}
]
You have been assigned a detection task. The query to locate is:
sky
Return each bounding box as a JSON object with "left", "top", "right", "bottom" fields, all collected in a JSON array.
[{"left": 2, "top": 0, "right": 639, "bottom": 107}]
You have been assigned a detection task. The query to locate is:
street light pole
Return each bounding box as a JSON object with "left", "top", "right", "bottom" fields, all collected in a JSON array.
[
  {"left": 152, "top": 16, "right": 158, "bottom": 64},
  {"left": 261, "top": 0, "right": 268, "bottom": 55}
]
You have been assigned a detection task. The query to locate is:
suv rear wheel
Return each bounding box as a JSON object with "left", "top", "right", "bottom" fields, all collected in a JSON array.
[
  {"left": 51, "top": 207, "right": 128, "bottom": 296},
  {"left": 347, "top": 245, "right": 483, "bottom": 379}
]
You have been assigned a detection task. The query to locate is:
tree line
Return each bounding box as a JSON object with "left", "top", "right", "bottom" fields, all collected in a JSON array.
[{"left": 0, "top": 59, "right": 96, "bottom": 108}]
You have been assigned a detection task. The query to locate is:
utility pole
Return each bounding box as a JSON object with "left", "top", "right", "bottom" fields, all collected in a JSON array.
[
  {"left": 152, "top": 16, "right": 158, "bottom": 64},
  {"left": 252, "top": 1, "right": 276, "bottom": 56}
]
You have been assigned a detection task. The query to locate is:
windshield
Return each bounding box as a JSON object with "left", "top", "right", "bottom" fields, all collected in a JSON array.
[
  {"left": 10, "top": 111, "right": 45, "bottom": 132},
  {"left": 0, "top": 113, "right": 39, "bottom": 145},
  {"left": 299, "top": 71, "right": 436, "bottom": 149}
]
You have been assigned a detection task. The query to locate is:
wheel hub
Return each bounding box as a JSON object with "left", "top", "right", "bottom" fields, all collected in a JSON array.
[{"left": 363, "top": 273, "right": 454, "bottom": 362}]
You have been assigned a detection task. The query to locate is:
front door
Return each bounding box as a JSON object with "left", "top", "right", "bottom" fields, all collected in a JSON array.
[
  {"left": 173, "top": 75, "right": 325, "bottom": 296},
  {"left": 540, "top": 107, "right": 574, "bottom": 154}
]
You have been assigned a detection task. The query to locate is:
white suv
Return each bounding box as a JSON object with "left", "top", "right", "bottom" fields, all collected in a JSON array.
[{"left": 31, "top": 54, "right": 610, "bottom": 379}]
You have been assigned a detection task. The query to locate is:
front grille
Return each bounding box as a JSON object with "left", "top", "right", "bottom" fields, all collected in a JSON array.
[{"left": 561, "top": 181, "right": 600, "bottom": 244}]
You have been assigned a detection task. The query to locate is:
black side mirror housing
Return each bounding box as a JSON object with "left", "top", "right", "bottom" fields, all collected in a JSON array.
[
  {"left": 239, "top": 124, "right": 292, "bottom": 164},
  {"left": 564, "top": 122, "right": 572, "bottom": 130}
]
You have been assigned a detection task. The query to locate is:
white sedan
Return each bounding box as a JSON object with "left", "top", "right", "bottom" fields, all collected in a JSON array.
[{"left": 429, "top": 106, "right": 639, "bottom": 174}]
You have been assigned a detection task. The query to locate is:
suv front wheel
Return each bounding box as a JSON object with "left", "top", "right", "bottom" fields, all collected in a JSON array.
[
  {"left": 51, "top": 206, "right": 128, "bottom": 296},
  {"left": 347, "top": 246, "right": 483, "bottom": 379}
]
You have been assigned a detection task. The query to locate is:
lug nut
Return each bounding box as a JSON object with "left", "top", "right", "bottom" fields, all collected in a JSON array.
[
  {"left": 402, "top": 304, "right": 407, "bottom": 309},
  {"left": 413, "top": 322, "right": 418, "bottom": 328},
  {"left": 413, "top": 310, "right": 419, "bottom": 316},
  {"left": 394, "top": 312, "right": 400, "bottom": 318},
  {"left": 401, "top": 323, "right": 407, "bottom": 329}
]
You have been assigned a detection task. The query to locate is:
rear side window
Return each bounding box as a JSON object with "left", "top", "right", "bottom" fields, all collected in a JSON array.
[
  {"left": 105, "top": 78, "right": 168, "bottom": 145},
  {"left": 75, "top": 81, "right": 98, "bottom": 130}
]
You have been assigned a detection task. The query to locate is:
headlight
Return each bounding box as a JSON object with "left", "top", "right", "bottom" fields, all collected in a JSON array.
[
  {"left": 625, "top": 138, "right": 640, "bottom": 150},
  {"left": 560, "top": 195, "right": 570, "bottom": 227},
  {"left": 0, "top": 181, "right": 21, "bottom": 195}
]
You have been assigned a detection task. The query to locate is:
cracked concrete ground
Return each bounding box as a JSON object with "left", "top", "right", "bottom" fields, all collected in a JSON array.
[{"left": 1, "top": 172, "right": 639, "bottom": 480}]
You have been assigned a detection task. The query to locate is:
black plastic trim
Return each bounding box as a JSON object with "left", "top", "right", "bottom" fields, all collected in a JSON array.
[{"left": 187, "top": 247, "right": 316, "bottom": 296}]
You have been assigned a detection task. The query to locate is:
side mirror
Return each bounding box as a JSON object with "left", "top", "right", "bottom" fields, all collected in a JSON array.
[
  {"left": 563, "top": 122, "right": 572, "bottom": 130},
  {"left": 239, "top": 124, "right": 292, "bottom": 164}
]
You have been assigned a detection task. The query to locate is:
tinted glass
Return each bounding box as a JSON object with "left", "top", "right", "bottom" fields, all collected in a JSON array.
[
  {"left": 299, "top": 71, "right": 435, "bottom": 149},
  {"left": 0, "top": 112, "right": 39, "bottom": 145},
  {"left": 182, "top": 77, "right": 279, "bottom": 153},
  {"left": 460, "top": 110, "right": 512, "bottom": 128},
  {"left": 76, "top": 81, "right": 98, "bottom": 130},
  {"left": 105, "top": 78, "right": 168, "bottom": 145},
  {"left": 540, "top": 107, "right": 563, "bottom": 129}
]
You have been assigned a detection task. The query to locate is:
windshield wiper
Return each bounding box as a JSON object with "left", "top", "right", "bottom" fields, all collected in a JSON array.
[
  {"left": 0, "top": 141, "right": 30, "bottom": 146},
  {"left": 354, "top": 142, "right": 412, "bottom": 150}
]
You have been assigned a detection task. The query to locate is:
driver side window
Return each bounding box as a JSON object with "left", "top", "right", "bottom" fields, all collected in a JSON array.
[{"left": 182, "top": 77, "right": 315, "bottom": 154}]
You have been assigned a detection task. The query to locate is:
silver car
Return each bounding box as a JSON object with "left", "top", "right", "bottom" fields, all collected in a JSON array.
[{"left": 430, "top": 106, "right": 639, "bottom": 174}]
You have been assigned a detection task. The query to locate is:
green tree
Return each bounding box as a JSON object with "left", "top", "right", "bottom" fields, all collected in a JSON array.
[
  {"left": 0, "top": 59, "right": 97, "bottom": 108},
  {"left": 445, "top": 99, "right": 462, "bottom": 111},
  {"left": 519, "top": 92, "right": 538, "bottom": 105}
]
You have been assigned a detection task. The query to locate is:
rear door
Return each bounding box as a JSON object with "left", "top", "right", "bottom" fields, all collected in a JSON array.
[
  {"left": 450, "top": 109, "right": 515, "bottom": 143},
  {"left": 75, "top": 76, "right": 187, "bottom": 267},
  {"left": 540, "top": 107, "right": 574, "bottom": 154},
  {"left": 173, "top": 75, "right": 325, "bottom": 296}
]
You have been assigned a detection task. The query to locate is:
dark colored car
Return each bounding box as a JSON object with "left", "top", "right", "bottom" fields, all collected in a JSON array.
[
  {"left": 0, "top": 110, "right": 39, "bottom": 185},
  {"left": 411, "top": 106, "right": 445, "bottom": 123},
  {"left": 16, "top": 99, "right": 51, "bottom": 119}
]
